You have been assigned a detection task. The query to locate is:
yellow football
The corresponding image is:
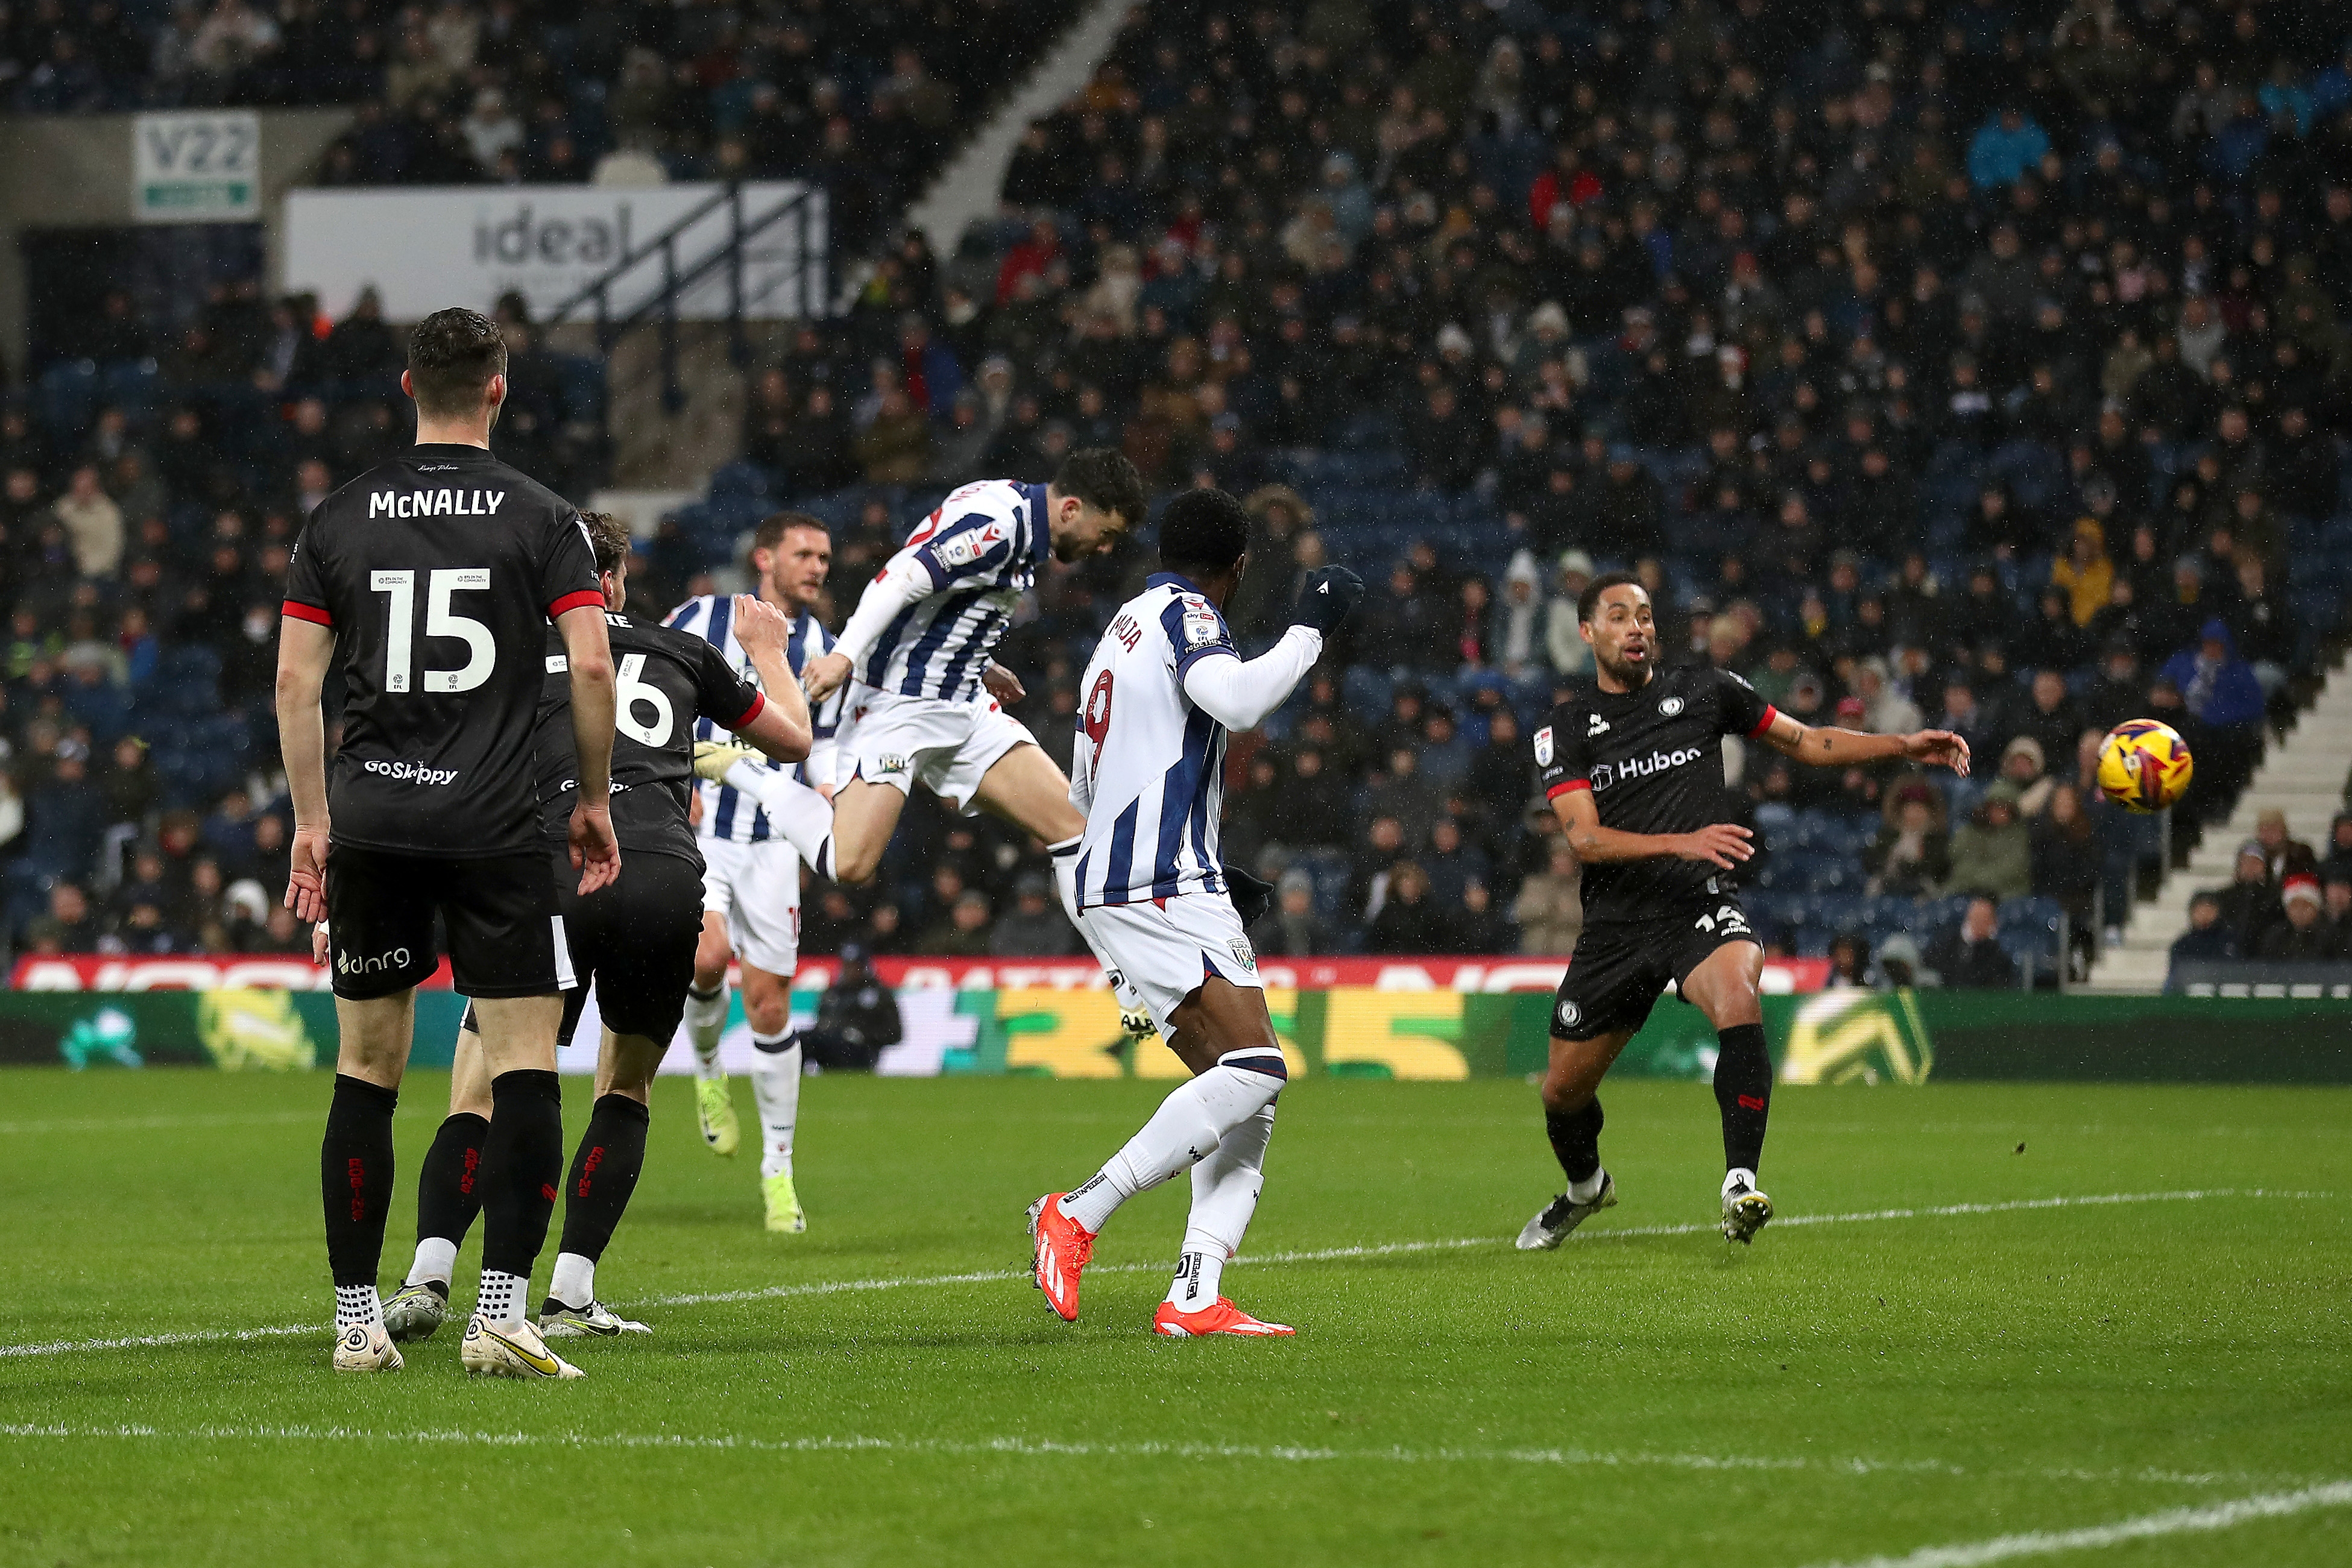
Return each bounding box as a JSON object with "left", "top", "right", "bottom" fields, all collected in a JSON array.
[{"left": 2096, "top": 719, "right": 2193, "bottom": 813}]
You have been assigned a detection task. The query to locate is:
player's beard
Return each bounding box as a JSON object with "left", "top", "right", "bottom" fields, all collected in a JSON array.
[{"left": 1594, "top": 643, "right": 1652, "bottom": 688}]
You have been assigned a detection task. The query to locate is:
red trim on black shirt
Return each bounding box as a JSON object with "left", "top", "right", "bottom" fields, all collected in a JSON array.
[
  {"left": 1747, "top": 704, "right": 1780, "bottom": 738},
  {"left": 281, "top": 600, "right": 332, "bottom": 626},
  {"left": 547, "top": 590, "right": 605, "bottom": 619},
  {"left": 731, "top": 690, "right": 766, "bottom": 729},
  {"left": 1546, "top": 778, "right": 1591, "bottom": 799}
]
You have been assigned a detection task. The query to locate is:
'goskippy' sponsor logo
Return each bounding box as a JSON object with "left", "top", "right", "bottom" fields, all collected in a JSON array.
[
  {"left": 1587, "top": 745, "right": 1704, "bottom": 792},
  {"left": 361, "top": 759, "right": 460, "bottom": 784},
  {"left": 368, "top": 489, "right": 508, "bottom": 520}
]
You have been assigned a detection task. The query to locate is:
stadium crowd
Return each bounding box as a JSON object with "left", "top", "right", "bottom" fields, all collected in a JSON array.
[{"left": 4, "top": 0, "right": 2352, "bottom": 983}]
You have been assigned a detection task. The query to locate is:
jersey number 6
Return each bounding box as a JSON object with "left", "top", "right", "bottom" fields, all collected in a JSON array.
[
  {"left": 1081, "top": 669, "right": 1114, "bottom": 762},
  {"left": 614, "top": 652, "right": 674, "bottom": 746},
  {"left": 370, "top": 568, "right": 493, "bottom": 694}
]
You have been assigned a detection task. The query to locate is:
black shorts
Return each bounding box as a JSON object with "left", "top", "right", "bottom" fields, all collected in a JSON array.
[
  {"left": 463, "top": 846, "right": 705, "bottom": 1051},
  {"left": 327, "top": 844, "right": 563, "bottom": 1001},
  {"left": 1550, "top": 899, "right": 1757, "bottom": 1041}
]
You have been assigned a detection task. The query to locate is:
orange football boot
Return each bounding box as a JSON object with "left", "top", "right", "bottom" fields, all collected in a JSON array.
[
  {"left": 1027, "top": 1194, "right": 1095, "bottom": 1321},
  {"left": 1151, "top": 1297, "right": 1296, "bottom": 1337}
]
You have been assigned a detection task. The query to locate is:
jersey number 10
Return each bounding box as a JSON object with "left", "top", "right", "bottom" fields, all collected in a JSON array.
[{"left": 371, "top": 568, "right": 493, "bottom": 694}]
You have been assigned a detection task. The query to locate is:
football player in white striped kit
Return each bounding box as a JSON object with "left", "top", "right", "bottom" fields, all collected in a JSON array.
[
  {"left": 661, "top": 512, "right": 843, "bottom": 1232},
  {"left": 1027, "top": 488, "right": 1361, "bottom": 1337},
  {"left": 714, "top": 452, "right": 1144, "bottom": 960}
]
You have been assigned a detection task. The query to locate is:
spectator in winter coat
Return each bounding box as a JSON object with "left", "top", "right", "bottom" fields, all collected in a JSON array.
[
  {"left": 2257, "top": 877, "right": 2340, "bottom": 960},
  {"left": 1967, "top": 107, "right": 2050, "bottom": 190},
  {"left": 1250, "top": 869, "right": 1331, "bottom": 957},
  {"left": 1511, "top": 841, "right": 1581, "bottom": 955},
  {"left": 2252, "top": 808, "right": 2318, "bottom": 885},
  {"left": 1865, "top": 780, "right": 1952, "bottom": 898},
  {"left": 2049, "top": 518, "right": 2114, "bottom": 628},
  {"left": 2161, "top": 618, "right": 2266, "bottom": 801},
  {"left": 2213, "top": 841, "right": 2282, "bottom": 953},
  {"left": 1926, "top": 896, "right": 2019, "bottom": 987},
  {"left": 1947, "top": 782, "right": 2034, "bottom": 901},
  {"left": 1366, "top": 862, "right": 1451, "bottom": 954},
  {"left": 2165, "top": 893, "right": 2240, "bottom": 989}
]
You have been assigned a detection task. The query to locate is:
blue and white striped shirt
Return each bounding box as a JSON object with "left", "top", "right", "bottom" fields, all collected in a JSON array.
[
  {"left": 663, "top": 593, "right": 840, "bottom": 845},
  {"left": 1068, "top": 575, "right": 1235, "bottom": 910},
  {"left": 859, "top": 479, "right": 1048, "bottom": 703}
]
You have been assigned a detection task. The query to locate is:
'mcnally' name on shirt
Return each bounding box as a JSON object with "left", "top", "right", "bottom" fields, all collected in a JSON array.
[{"left": 368, "top": 488, "right": 509, "bottom": 520}]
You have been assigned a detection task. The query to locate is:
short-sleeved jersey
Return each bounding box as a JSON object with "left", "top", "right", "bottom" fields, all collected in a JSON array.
[
  {"left": 1068, "top": 573, "right": 1238, "bottom": 910},
  {"left": 857, "top": 478, "right": 1048, "bottom": 702},
  {"left": 663, "top": 592, "right": 842, "bottom": 844},
  {"left": 1535, "top": 664, "right": 1778, "bottom": 923},
  {"left": 534, "top": 611, "right": 765, "bottom": 865},
  {"left": 282, "top": 443, "right": 602, "bottom": 857}
]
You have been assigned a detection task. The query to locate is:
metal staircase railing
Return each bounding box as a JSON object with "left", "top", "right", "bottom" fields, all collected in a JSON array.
[{"left": 545, "top": 181, "right": 828, "bottom": 415}]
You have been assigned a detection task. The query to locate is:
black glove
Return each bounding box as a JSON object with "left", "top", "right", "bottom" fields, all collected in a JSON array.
[
  {"left": 1291, "top": 565, "right": 1364, "bottom": 637},
  {"left": 1223, "top": 861, "right": 1275, "bottom": 928}
]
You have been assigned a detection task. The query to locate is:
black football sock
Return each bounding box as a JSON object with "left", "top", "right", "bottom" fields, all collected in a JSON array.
[
  {"left": 1544, "top": 1098, "right": 1603, "bottom": 1185},
  {"left": 556, "top": 1094, "right": 650, "bottom": 1274},
  {"left": 322, "top": 1074, "right": 399, "bottom": 1290},
  {"left": 1712, "top": 1022, "right": 1773, "bottom": 1176},
  {"left": 477, "top": 1069, "right": 564, "bottom": 1283},
  {"left": 416, "top": 1112, "right": 490, "bottom": 1249}
]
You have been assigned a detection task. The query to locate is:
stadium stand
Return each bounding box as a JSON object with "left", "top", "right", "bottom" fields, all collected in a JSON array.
[{"left": 3, "top": 1, "right": 2351, "bottom": 987}]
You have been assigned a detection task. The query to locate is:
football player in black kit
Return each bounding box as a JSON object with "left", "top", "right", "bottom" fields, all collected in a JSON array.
[
  {"left": 1519, "top": 574, "right": 1969, "bottom": 1250},
  {"left": 376, "top": 512, "right": 813, "bottom": 1344},
  {"left": 278, "top": 307, "right": 621, "bottom": 1378}
]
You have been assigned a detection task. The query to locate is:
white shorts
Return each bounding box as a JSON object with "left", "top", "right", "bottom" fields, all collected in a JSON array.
[
  {"left": 1077, "top": 892, "right": 1263, "bottom": 1038},
  {"left": 698, "top": 837, "right": 802, "bottom": 977},
  {"left": 836, "top": 684, "right": 1036, "bottom": 813}
]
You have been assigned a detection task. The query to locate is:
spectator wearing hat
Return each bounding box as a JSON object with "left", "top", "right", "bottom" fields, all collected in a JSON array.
[
  {"left": 1947, "top": 781, "right": 2034, "bottom": 901},
  {"left": 1511, "top": 840, "right": 1581, "bottom": 956},
  {"left": 2251, "top": 808, "right": 2317, "bottom": 886},
  {"left": 2166, "top": 893, "right": 2242, "bottom": 987},
  {"left": 1996, "top": 735, "right": 2055, "bottom": 817},
  {"left": 916, "top": 889, "right": 993, "bottom": 957},
  {"left": 802, "top": 944, "right": 903, "bottom": 1072},
  {"left": 1545, "top": 550, "right": 1597, "bottom": 679},
  {"left": 2258, "top": 877, "right": 2341, "bottom": 961},
  {"left": 1866, "top": 780, "right": 1952, "bottom": 899},
  {"left": 2161, "top": 619, "right": 2265, "bottom": 804},
  {"left": 2212, "top": 841, "right": 2283, "bottom": 954},
  {"left": 1251, "top": 869, "right": 1331, "bottom": 958},
  {"left": 2316, "top": 811, "right": 2352, "bottom": 887}
]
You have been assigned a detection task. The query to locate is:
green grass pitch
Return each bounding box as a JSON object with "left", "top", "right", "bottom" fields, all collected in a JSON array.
[{"left": 2, "top": 1068, "right": 2348, "bottom": 1566}]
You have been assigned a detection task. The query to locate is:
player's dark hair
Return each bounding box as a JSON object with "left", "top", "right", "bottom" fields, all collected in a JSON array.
[
  {"left": 1577, "top": 570, "right": 1647, "bottom": 625},
  {"left": 406, "top": 307, "right": 508, "bottom": 418},
  {"left": 1157, "top": 488, "right": 1249, "bottom": 577},
  {"left": 753, "top": 509, "right": 828, "bottom": 555},
  {"left": 578, "top": 511, "right": 630, "bottom": 575},
  {"left": 1053, "top": 447, "right": 1146, "bottom": 528}
]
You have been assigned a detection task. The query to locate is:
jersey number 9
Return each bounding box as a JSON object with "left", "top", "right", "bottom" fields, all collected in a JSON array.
[{"left": 371, "top": 568, "right": 494, "bottom": 694}]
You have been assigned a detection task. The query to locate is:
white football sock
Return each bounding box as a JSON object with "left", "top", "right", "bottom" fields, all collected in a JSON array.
[
  {"left": 684, "top": 983, "right": 728, "bottom": 1071},
  {"left": 405, "top": 1236, "right": 457, "bottom": 1289},
  {"left": 476, "top": 1269, "right": 531, "bottom": 1327},
  {"left": 1167, "top": 1101, "right": 1276, "bottom": 1310},
  {"left": 723, "top": 759, "right": 836, "bottom": 875},
  {"left": 334, "top": 1283, "right": 382, "bottom": 1332},
  {"left": 547, "top": 1251, "right": 595, "bottom": 1309},
  {"left": 1061, "top": 1051, "right": 1286, "bottom": 1233},
  {"left": 751, "top": 1034, "right": 802, "bottom": 1180},
  {"left": 1723, "top": 1166, "right": 1758, "bottom": 1195},
  {"left": 1567, "top": 1168, "right": 1608, "bottom": 1204}
]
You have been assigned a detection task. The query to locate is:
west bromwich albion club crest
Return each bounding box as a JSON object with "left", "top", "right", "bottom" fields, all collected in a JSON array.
[
  {"left": 1229, "top": 939, "right": 1258, "bottom": 972},
  {"left": 1659, "top": 695, "right": 1685, "bottom": 716}
]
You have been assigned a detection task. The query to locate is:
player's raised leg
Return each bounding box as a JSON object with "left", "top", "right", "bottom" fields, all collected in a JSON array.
[
  {"left": 383, "top": 1015, "right": 493, "bottom": 1342},
  {"left": 1519, "top": 1022, "right": 1631, "bottom": 1251},
  {"left": 1679, "top": 939, "right": 1775, "bottom": 1244}
]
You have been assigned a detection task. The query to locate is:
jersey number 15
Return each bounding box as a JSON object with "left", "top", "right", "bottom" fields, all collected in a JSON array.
[{"left": 371, "top": 568, "right": 493, "bottom": 694}]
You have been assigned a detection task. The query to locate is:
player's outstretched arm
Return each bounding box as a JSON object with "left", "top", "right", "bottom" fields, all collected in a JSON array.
[
  {"left": 274, "top": 615, "right": 338, "bottom": 924},
  {"left": 1180, "top": 565, "right": 1364, "bottom": 731},
  {"left": 556, "top": 603, "right": 622, "bottom": 894},
  {"left": 1758, "top": 711, "right": 1971, "bottom": 776},
  {"left": 728, "top": 594, "right": 814, "bottom": 761},
  {"left": 1550, "top": 784, "right": 1755, "bottom": 870},
  {"left": 804, "top": 552, "right": 934, "bottom": 702}
]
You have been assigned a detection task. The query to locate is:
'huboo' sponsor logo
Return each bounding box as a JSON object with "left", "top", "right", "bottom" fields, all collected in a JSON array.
[
  {"left": 336, "top": 945, "right": 412, "bottom": 975},
  {"left": 362, "top": 759, "right": 460, "bottom": 786},
  {"left": 369, "top": 490, "right": 507, "bottom": 519},
  {"left": 1589, "top": 746, "right": 1703, "bottom": 792}
]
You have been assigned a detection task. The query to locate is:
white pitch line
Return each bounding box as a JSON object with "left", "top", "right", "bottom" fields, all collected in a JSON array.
[
  {"left": 0, "top": 1187, "right": 2324, "bottom": 1361},
  {"left": 1802, "top": 1480, "right": 2352, "bottom": 1567},
  {"left": 0, "top": 1423, "right": 2307, "bottom": 1497},
  {"left": 0, "top": 1110, "right": 318, "bottom": 1136}
]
